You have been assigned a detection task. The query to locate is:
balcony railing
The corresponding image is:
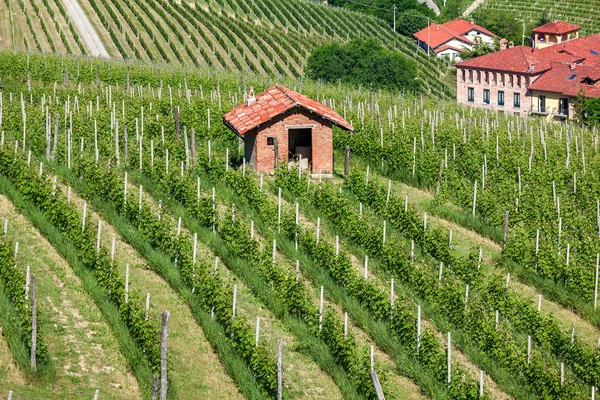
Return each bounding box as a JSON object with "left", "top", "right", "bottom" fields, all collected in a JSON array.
[{"left": 530, "top": 106, "right": 549, "bottom": 115}]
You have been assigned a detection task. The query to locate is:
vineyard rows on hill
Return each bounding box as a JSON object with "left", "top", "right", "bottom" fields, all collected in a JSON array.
[
  {"left": 473, "top": 0, "right": 600, "bottom": 36},
  {"left": 0, "top": 51, "right": 599, "bottom": 399},
  {"left": 0, "top": 0, "right": 454, "bottom": 98}
]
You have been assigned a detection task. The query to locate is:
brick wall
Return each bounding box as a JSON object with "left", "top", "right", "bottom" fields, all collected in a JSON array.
[
  {"left": 456, "top": 67, "right": 537, "bottom": 116},
  {"left": 248, "top": 107, "right": 333, "bottom": 174}
]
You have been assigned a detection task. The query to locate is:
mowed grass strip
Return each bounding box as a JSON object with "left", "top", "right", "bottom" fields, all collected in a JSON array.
[{"left": 0, "top": 194, "right": 140, "bottom": 399}]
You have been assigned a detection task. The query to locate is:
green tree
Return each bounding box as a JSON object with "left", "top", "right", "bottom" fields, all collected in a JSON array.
[
  {"left": 538, "top": 9, "right": 550, "bottom": 26},
  {"left": 396, "top": 9, "right": 429, "bottom": 37},
  {"left": 459, "top": 38, "right": 499, "bottom": 60},
  {"left": 305, "top": 39, "right": 417, "bottom": 91},
  {"left": 327, "top": 0, "right": 434, "bottom": 33},
  {"left": 573, "top": 88, "right": 587, "bottom": 124},
  {"left": 471, "top": 9, "right": 533, "bottom": 45}
]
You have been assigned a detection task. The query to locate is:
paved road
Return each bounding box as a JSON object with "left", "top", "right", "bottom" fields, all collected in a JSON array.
[
  {"left": 417, "top": 0, "right": 441, "bottom": 16},
  {"left": 60, "top": 0, "right": 109, "bottom": 58}
]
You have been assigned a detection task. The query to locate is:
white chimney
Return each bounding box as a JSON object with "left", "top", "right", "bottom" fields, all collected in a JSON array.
[{"left": 247, "top": 87, "right": 255, "bottom": 106}]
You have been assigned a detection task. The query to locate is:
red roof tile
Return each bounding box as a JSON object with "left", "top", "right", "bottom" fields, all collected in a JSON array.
[
  {"left": 528, "top": 62, "right": 600, "bottom": 97},
  {"left": 532, "top": 21, "right": 581, "bottom": 35},
  {"left": 455, "top": 34, "right": 600, "bottom": 73},
  {"left": 223, "top": 85, "right": 354, "bottom": 135},
  {"left": 442, "top": 19, "right": 497, "bottom": 38},
  {"left": 413, "top": 19, "right": 496, "bottom": 50},
  {"left": 455, "top": 45, "right": 577, "bottom": 73}
]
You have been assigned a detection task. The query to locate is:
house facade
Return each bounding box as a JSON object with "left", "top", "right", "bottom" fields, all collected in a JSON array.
[
  {"left": 413, "top": 19, "right": 497, "bottom": 61},
  {"left": 455, "top": 22, "right": 600, "bottom": 120},
  {"left": 223, "top": 85, "right": 354, "bottom": 175}
]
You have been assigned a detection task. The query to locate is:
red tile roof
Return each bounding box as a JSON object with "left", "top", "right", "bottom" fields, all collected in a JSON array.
[
  {"left": 413, "top": 19, "right": 496, "bottom": 50},
  {"left": 455, "top": 45, "right": 578, "bottom": 73},
  {"left": 442, "top": 19, "right": 497, "bottom": 38},
  {"left": 549, "top": 33, "right": 600, "bottom": 59},
  {"left": 455, "top": 33, "right": 600, "bottom": 73},
  {"left": 528, "top": 62, "right": 600, "bottom": 97},
  {"left": 532, "top": 21, "right": 581, "bottom": 35},
  {"left": 223, "top": 84, "right": 354, "bottom": 136}
]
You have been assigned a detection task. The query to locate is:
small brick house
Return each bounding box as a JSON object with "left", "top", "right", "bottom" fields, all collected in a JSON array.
[{"left": 223, "top": 84, "right": 354, "bottom": 175}]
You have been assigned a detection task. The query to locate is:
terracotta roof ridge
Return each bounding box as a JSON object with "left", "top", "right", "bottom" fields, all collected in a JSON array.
[{"left": 275, "top": 84, "right": 301, "bottom": 106}]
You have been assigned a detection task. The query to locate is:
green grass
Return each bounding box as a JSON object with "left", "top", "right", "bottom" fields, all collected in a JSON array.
[{"left": 0, "top": 175, "right": 157, "bottom": 398}]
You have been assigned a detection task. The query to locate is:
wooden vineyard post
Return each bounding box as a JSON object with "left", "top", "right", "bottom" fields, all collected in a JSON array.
[
  {"left": 319, "top": 286, "right": 324, "bottom": 331},
  {"left": 560, "top": 362, "right": 564, "bottom": 386},
  {"left": 123, "top": 126, "right": 128, "bottom": 163},
  {"left": 344, "top": 312, "right": 348, "bottom": 338},
  {"left": 277, "top": 188, "right": 282, "bottom": 233},
  {"left": 125, "top": 264, "right": 130, "bottom": 303},
  {"left": 277, "top": 338, "right": 283, "bottom": 400},
  {"left": 417, "top": 305, "right": 421, "bottom": 354},
  {"left": 344, "top": 146, "right": 350, "bottom": 180},
  {"left": 232, "top": 285, "right": 237, "bottom": 319},
  {"left": 145, "top": 293, "right": 150, "bottom": 321},
  {"left": 370, "top": 347, "right": 385, "bottom": 400},
  {"left": 152, "top": 374, "right": 159, "bottom": 400},
  {"left": 8, "top": 390, "right": 13, "bottom": 400},
  {"left": 472, "top": 180, "right": 477, "bottom": 217},
  {"left": 174, "top": 106, "right": 180, "bottom": 141},
  {"left": 595, "top": 254, "right": 599, "bottom": 310},
  {"left": 495, "top": 310, "right": 499, "bottom": 332},
  {"left": 160, "top": 310, "right": 170, "bottom": 400},
  {"left": 94, "top": 389, "right": 100, "bottom": 400},
  {"left": 436, "top": 158, "right": 444, "bottom": 196},
  {"left": 502, "top": 211, "right": 509, "bottom": 250},
  {"left": 447, "top": 332, "right": 451, "bottom": 387},
  {"left": 271, "top": 137, "right": 279, "bottom": 170},
  {"left": 30, "top": 274, "right": 37, "bottom": 374},
  {"left": 191, "top": 128, "right": 197, "bottom": 167},
  {"left": 255, "top": 317, "right": 260, "bottom": 346},
  {"left": 479, "top": 370, "right": 484, "bottom": 397}
]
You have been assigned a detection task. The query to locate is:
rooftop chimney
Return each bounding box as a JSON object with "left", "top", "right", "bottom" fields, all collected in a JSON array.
[
  {"left": 247, "top": 87, "right": 255, "bottom": 106},
  {"left": 528, "top": 63, "right": 535, "bottom": 72},
  {"left": 499, "top": 38, "right": 508, "bottom": 50},
  {"left": 508, "top": 41, "right": 514, "bottom": 49},
  {"left": 436, "top": 25, "right": 439, "bottom": 31},
  {"left": 470, "top": 18, "right": 474, "bottom": 25},
  {"left": 570, "top": 63, "right": 576, "bottom": 70}
]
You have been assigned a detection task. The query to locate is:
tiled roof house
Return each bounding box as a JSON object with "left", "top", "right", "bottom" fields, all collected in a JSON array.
[
  {"left": 223, "top": 84, "right": 353, "bottom": 175},
  {"left": 455, "top": 23, "right": 600, "bottom": 120},
  {"left": 413, "top": 18, "right": 497, "bottom": 61}
]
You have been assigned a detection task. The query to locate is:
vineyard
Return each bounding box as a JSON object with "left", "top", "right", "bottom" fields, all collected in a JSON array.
[
  {"left": 469, "top": 0, "right": 599, "bottom": 35},
  {"left": 0, "top": 0, "right": 454, "bottom": 98},
  {"left": 0, "top": 50, "right": 598, "bottom": 399}
]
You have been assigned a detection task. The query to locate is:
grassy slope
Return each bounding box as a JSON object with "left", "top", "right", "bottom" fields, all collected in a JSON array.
[
  {"left": 60, "top": 185, "right": 243, "bottom": 400},
  {"left": 0, "top": 194, "right": 140, "bottom": 399}
]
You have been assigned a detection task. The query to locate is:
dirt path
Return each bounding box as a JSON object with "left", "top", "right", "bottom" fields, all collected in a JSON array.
[
  {"left": 0, "top": 195, "right": 139, "bottom": 399},
  {"left": 59, "top": 0, "right": 109, "bottom": 57}
]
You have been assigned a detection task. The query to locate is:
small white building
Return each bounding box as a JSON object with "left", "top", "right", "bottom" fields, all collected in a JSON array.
[{"left": 413, "top": 18, "right": 497, "bottom": 61}]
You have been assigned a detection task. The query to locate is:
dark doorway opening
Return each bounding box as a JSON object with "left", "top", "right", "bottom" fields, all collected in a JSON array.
[{"left": 288, "top": 128, "right": 312, "bottom": 167}]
